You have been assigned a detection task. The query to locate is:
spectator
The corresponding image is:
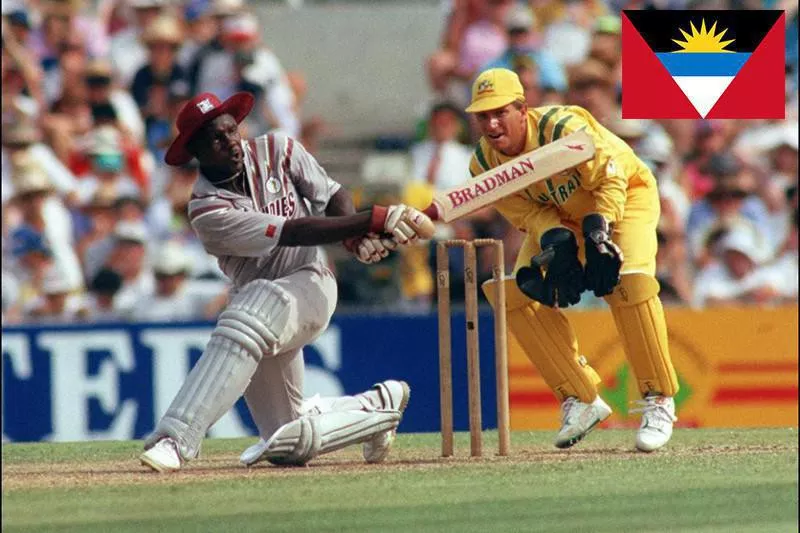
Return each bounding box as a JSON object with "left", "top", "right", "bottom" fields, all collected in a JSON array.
[
  {"left": 2, "top": 268, "right": 22, "bottom": 324},
  {"left": 7, "top": 152, "right": 83, "bottom": 289},
  {"left": 4, "top": 8, "right": 33, "bottom": 49},
  {"left": 693, "top": 225, "right": 786, "bottom": 308},
  {"left": 85, "top": 60, "right": 145, "bottom": 144},
  {"left": 587, "top": 15, "right": 622, "bottom": 77},
  {"left": 759, "top": 208, "right": 798, "bottom": 304},
  {"left": 427, "top": 0, "right": 513, "bottom": 104},
  {"left": 45, "top": 39, "right": 95, "bottom": 160},
  {"left": 75, "top": 188, "right": 119, "bottom": 269},
  {"left": 75, "top": 125, "right": 143, "bottom": 205},
  {"left": 566, "top": 58, "right": 618, "bottom": 126},
  {"left": 185, "top": 0, "right": 245, "bottom": 94},
  {"left": 193, "top": 12, "right": 300, "bottom": 137},
  {"left": 8, "top": 225, "right": 55, "bottom": 312},
  {"left": 686, "top": 153, "right": 773, "bottom": 267},
  {"left": 1, "top": 120, "right": 80, "bottom": 209},
  {"left": 109, "top": 0, "right": 166, "bottom": 87},
  {"left": 131, "top": 15, "right": 186, "bottom": 113},
  {"left": 177, "top": 0, "right": 218, "bottom": 71},
  {"left": 409, "top": 101, "right": 472, "bottom": 190},
  {"left": 145, "top": 161, "right": 226, "bottom": 279},
  {"left": 115, "top": 195, "right": 148, "bottom": 224},
  {"left": 101, "top": 221, "right": 154, "bottom": 316},
  {"left": 78, "top": 267, "right": 124, "bottom": 322},
  {"left": 24, "top": 265, "right": 84, "bottom": 324},
  {"left": 481, "top": 4, "right": 567, "bottom": 97},
  {"left": 679, "top": 120, "right": 731, "bottom": 202},
  {"left": 638, "top": 127, "right": 690, "bottom": 224},
  {"left": 510, "top": 54, "right": 545, "bottom": 107},
  {"left": 540, "top": 0, "right": 607, "bottom": 67},
  {"left": 29, "top": 0, "right": 108, "bottom": 64},
  {"left": 130, "top": 241, "right": 227, "bottom": 321},
  {"left": 1, "top": 20, "right": 45, "bottom": 122}
]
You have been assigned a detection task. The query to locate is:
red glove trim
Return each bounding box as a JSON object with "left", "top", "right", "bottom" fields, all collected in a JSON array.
[{"left": 369, "top": 205, "right": 389, "bottom": 234}]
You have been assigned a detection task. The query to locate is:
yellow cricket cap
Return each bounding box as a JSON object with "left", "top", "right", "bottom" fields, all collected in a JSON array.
[{"left": 465, "top": 68, "right": 525, "bottom": 113}]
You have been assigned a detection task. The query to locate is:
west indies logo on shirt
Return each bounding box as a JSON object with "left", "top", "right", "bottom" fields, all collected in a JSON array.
[{"left": 622, "top": 10, "right": 785, "bottom": 119}]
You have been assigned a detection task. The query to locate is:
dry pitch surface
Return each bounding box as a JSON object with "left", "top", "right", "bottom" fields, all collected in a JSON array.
[{"left": 3, "top": 429, "right": 798, "bottom": 533}]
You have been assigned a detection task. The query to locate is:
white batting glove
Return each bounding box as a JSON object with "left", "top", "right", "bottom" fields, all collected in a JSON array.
[
  {"left": 384, "top": 204, "right": 429, "bottom": 245},
  {"left": 344, "top": 233, "right": 398, "bottom": 264}
]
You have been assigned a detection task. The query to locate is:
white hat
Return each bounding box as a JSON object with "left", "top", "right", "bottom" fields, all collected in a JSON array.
[
  {"left": 718, "top": 226, "right": 768, "bottom": 264},
  {"left": 87, "top": 126, "right": 123, "bottom": 156},
  {"left": 222, "top": 13, "right": 258, "bottom": 41},
  {"left": 153, "top": 242, "right": 190, "bottom": 275},
  {"left": 128, "top": 0, "right": 167, "bottom": 8},
  {"left": 113, "top": 221, "right": 148, "bottom": 244},
  {"left": 505, "top": 5, "right": 534, "bottom": 31},
  {"left": 11, "top": 154, "right": 54, "bottom": 197},
  {"left": 762, "top": 122, "right": 799, "bottom": 152},
  {"left": 637, "top": 129, "right": 674, "bottom": 164},
  {"left": 42, "top": 267, "right": 80, "bottom": 295},
  {"left": 212, "top": 0, "right": 245, "bottom": 16}
]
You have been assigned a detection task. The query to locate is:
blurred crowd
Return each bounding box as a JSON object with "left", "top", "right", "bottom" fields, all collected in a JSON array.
[
  {"left": 1, "top": 0, "right": 797, "bottom": 325},
  {"left": 1, "top": 0, "right": 316, "bottom": 324},
  {"left": 384, "top": 0, "right": 798, "bottom": 311}
]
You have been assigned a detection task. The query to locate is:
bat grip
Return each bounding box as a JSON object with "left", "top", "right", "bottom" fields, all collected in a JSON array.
[{"left": 422, "top": 203, "right": 441, "bottom": 221}]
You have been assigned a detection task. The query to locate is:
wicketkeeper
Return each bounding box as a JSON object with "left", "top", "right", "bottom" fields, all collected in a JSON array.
[
  {"left": 140, "top": 91, "right": 434, "bottom": 471},
  {"left": 466, "top": 69, "right": 680, "bottom": 452}
]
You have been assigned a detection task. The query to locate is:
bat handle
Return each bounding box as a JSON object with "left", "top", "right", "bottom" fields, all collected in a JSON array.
[{"left": 422, "top": 202, "right": 441, "bottom": 221}]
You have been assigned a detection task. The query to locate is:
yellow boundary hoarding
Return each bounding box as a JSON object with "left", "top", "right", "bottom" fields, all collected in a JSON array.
[{"left": 509, "top": 306, "right": 798, "bottom": 429}]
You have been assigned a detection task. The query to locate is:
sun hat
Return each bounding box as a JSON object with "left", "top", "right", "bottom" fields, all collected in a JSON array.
[
  {"left": 465, "top": 69, "right": 525, "bottom": 113},
  {"left": 164, "top": 91, "right": 255, "bottom": 166}
]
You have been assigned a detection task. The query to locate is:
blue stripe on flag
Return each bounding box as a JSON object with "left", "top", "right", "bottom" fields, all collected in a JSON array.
[{"left": 655, "top": 53, "right": 751, "bottom": 76}]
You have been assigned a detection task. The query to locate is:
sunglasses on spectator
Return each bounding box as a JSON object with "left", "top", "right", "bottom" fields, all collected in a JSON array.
[
  {"left": 708, "top": 189, "right": 748, "bottom": 201},
  {"left": 571, "top": 79, "right": 607, "bottom": 91},
  {"left": 86, "top": 76, "right": 112, "bottom": 87}
]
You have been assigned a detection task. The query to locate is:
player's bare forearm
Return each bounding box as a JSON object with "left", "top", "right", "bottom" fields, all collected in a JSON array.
[
  {"left": 325, "top": 188, "right": 357, "bottom": 217},
  {"left": 279, "top": 211, "right": 373, "bottom": 246}
]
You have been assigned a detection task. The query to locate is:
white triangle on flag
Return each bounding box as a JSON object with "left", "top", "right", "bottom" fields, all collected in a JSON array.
[{"left": 671, "top": 76, "right": 735, "bottom": 119}]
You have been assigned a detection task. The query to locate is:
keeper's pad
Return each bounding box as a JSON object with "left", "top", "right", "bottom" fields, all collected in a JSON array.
[
  {"left": 146, "top": 279, "right": 292, "bottom": 459},
  {"left": 483, "top": 277, "right": 601, "bottom": 403},
  {"left": 604, "top": 273, "right": 679, "bottom": 397},
  {"left": 243, "top": 409, "right": 402, "bottom": 466}
]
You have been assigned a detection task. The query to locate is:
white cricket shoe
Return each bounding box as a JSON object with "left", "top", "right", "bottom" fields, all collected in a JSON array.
[
  {"left": 363, "top": 380, "right": 411, "bottom": 463},
  {"left": 632, "top": 394, "right": 676, "bottom": 452},
  {"left": 140, "top": 437, "right": 183, "bottom": 472},
  {"left": 555, "top": 395, "right": 613, "bottom": 449}
]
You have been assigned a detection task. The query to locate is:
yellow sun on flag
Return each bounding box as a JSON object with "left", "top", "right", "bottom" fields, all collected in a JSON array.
[{"left": 672, "top": 19, "right": 735, "bottom": 53}]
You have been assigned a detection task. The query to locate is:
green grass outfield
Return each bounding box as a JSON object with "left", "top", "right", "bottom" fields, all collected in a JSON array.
[{"left": 3, "top": 429, "right": 798, "bottom": 533}]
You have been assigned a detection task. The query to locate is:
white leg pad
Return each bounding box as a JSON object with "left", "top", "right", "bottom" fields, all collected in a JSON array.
[
  {"left": 244, "top": 409, "right": 402, "bottom": 466},
  {"left": 145, "top": 279, "right": 292, "bottom": 459},
  {"left": 214, "top": 279, "right": 292, "bottom": 359}
]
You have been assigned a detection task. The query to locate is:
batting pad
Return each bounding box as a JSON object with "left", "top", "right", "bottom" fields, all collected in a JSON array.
[
  {"left": 246, "top": 409, "right": 402, "bottom": 466},
  {"left": 483, "top": 278, "right": 601, "bottom": 403},
  {"left": 604, "top": 273, "right": 679, "bottom": 397},
  {"left": 146, "top": 280, "right": 293, "bottom": 459}
]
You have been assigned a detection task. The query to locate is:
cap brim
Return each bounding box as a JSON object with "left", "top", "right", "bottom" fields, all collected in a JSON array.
[
  {"left": 465, "top": 95, "right": 519, "bottom": 113},
  {"left": 164, "top": 92, "right": 255, "bottom": 166}
]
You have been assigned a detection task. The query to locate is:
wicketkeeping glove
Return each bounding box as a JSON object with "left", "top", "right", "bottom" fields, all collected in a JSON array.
[
  {"left": 515, "top": 228, "right": 584, "bottom": 308},
  {"left": 582, "top": 213, "right": 623, "bottom": 297}
]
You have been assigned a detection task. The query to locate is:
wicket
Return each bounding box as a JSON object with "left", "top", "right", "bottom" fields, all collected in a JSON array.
[{"left": 436, "top": 239, "right": 510, "bottom": 457}]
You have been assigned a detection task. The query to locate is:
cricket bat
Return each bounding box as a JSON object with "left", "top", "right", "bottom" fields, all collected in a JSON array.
[{"left": 421, "top": 130, "right": 596, "bottom": 223}]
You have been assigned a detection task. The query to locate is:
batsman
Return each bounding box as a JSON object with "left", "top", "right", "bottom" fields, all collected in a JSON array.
[{"left": 467, "top": 68, "right": 679, "bottom": 452}]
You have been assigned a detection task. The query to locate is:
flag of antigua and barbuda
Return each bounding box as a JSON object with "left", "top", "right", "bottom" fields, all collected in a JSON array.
[{"left": 622, "top": 10, "right": 785, "bottom": 119}]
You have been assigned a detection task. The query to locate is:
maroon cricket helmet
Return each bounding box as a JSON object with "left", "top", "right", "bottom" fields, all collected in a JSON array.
[{"left": 164, "top": 91, "right": 255, "bottom": 166}]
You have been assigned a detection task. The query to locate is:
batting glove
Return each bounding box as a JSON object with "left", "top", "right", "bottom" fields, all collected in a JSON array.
[{"left": 343, "top": 233, "right": 398, "bottom": 264}]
